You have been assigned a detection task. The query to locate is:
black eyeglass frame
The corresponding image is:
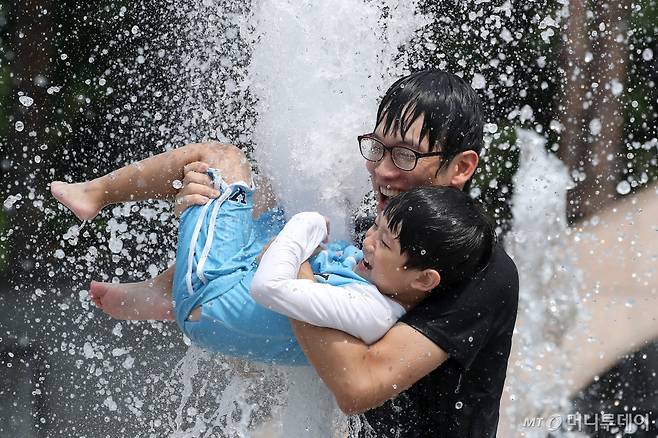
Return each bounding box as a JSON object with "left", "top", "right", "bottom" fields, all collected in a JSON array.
[{"left": 357, "top": 134, "right": 448, "bottom": 171}]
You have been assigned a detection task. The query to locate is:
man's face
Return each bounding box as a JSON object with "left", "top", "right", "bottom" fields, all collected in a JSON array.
[{"left": 367, "top": 115, "right": 453, "bottom": 212}]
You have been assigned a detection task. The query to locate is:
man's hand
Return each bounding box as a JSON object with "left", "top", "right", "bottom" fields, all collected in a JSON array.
[{"left": 174, "top": 161, "right": 218, "bottom": 217}]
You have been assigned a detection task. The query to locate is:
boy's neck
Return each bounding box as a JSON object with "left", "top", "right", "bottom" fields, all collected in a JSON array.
[
  {"left": 350, "top": 265, "right": 431, "bottom": 310},
  {"left": 384, "top": 290, "right": 430, "bottom": 311}
]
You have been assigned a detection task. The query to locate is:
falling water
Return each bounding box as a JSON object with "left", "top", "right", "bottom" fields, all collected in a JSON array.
[
  {"left": 501, "top": 129, "right": 582, "bottom": 437},
  {"left": 249, "top": 0, "right": 427, "bottom": 238},
  {"left": 157, "top": 0, "right": 426, "bottom": 436}
]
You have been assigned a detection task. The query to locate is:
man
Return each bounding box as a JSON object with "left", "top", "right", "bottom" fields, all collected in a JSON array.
[{"left": 177, "top": 70, "right": 519, "bottom": 437}]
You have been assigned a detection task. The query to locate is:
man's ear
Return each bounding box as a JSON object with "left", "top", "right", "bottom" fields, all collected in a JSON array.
[
  {"left": 447, "top": 150, "right": 479, "bottom": 189},
  {"left": 411, "top": 269, "right": 441, "bottom": 292}
]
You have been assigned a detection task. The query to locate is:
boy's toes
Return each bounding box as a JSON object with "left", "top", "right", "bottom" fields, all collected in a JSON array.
[
  {"left": 91, "top": 295, "right": 102, "bottom": 308},
  {"left": 89, "top": 280, "right": 106, "bottom": 299},
  {"left": 50, "top": 181, "right": 65, "bottom": 196}
]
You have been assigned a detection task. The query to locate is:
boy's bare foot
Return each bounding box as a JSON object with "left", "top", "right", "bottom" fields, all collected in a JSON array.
[
  {"left": 89, "top": 280, "right": 175, "bottom": 321},
  {"left": 50, "top": 181, "right": 104, "bottom": 221}
]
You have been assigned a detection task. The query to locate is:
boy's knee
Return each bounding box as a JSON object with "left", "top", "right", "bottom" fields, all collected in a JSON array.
[
  {"left": 193, "top": 141, "right": 240, "bottom": 161},
  {"left": 201, "top": 142, "right": 252, "bottom": 185}
]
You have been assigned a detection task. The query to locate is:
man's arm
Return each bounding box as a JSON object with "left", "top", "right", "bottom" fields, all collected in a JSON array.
[
  {"left": 291, "top": 321, "right": 448, "bottom": 414},
  {"left": 293, "top": 265, "right": 449, "bottom": 414}
]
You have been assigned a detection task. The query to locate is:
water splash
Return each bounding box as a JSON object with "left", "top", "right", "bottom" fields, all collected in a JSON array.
[
  {"left": 501, "top": 129, "right": 582, "bottom": 436},
  {"left": 157, "top": 1, "right": 426, "bottom": 435},
  {"left": 250, "top": 0, "right": 427, "bottom": 239}
]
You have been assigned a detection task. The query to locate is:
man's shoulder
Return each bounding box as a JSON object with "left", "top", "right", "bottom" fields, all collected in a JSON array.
[
  {"left": 489, "top": 243, "right": 518, "bottom": 275},
  {"left": 485, "top": 244, "right": 519, "bottom": 296}
]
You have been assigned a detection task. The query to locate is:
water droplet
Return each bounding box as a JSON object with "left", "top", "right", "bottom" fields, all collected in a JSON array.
[
  {"left": 589, "top": 118, "right": 602, "bottom": 136},
  {"left": 131, "top": 25, "right": 140, "bottom": 35},
  {"left": 15, "top": 121, "right": 24, "bottom": 132},
  {"left": 468, "top": 336, "right": 474, "bottom": 342},
  {"left": 108, "top": 237, "right": 123, "bottom": 253},
  {"left": 420, "top": 249, "right": 426, "bottom": 255},
  {"left": 616, "top": 181, "right": 631, "bottom": 195},
  {"left": 60, "top": 53, "right": 68, "bottom": 60},
  {"left": 471, "top": 73, "right": 486, "bottom": 90},
  {"left": 455, "top": 401, "right": 463, "bottom": 409},
  {"left": 642, "top": 48, "right": 653, "bottom": 61},
  {"left": 609, "top": 79, "right": 623, "bottom": 96},
  {"left": 19, "top": 96, "right": 34, "bottom": 107},
  {"left": 484, "top": 123, "right": 498, "bottom": 134},
  {"left": 172, "top": 179, "right": 184, "bottom": 189},
  {"left": 3, "top": 194, "right": 22, "bottom": 209}
]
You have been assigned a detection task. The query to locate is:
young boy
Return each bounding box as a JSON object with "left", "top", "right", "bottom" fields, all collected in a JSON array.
[{"left": 51, "top": 143, "right": 495, "bottom": 365}]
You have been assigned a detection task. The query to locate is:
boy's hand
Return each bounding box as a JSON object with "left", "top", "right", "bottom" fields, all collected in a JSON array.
[
  {"left": 256, "top": 237, "right": 276, "bottom": 264},
  {"left": 174, "top": 161, "right": 218, "bottom": 217}
]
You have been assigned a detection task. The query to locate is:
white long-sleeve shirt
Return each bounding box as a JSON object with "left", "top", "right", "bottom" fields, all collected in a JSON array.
[{"left": 251, "top": 212, "right": 406, "bottom": 345}]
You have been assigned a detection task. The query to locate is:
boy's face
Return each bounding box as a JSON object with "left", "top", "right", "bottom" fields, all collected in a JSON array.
[
  {"left": 366, "top": 115, "right": 455, "bottom": 213},
  {"left": 356, "top": 214, "right": 428, "bottom": 303}
]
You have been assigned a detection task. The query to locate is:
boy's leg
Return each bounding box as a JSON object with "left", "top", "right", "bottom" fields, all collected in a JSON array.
[
  {"left": 86, "top": 144, "right": 254, "bottom": 320},
  {"left": 89, "top": 265, "right": 175, "bottom": 321},
  {"left": 252, "top": 173, "right": 278, "bottom": 218},
  {"left": 51, "top": 142, "right": 249, "bottom": 220}
]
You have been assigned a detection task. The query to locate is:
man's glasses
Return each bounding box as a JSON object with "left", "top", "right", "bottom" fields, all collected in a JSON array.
[{"left": 358, "top": 135, "right": 447, "bottom": 171}]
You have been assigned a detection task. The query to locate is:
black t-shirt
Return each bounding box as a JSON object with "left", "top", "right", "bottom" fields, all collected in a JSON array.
[{"left": 359, "top": 245, "right": 519, "bottom": 438}]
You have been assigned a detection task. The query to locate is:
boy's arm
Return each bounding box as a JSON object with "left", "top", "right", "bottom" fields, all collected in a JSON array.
[
  {"left": 290, "top": 229, "right": 448, "bottom": 412},
  {"left": 290, "top": 320, "right": 448, "bottom": 414},
  {"left": 252, "top": 214, "right": 403, "bottom": 344}
]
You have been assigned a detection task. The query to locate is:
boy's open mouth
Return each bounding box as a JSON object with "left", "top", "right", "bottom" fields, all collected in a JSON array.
[{"left": 363, "top": 258, "right": 372, "bottom": 270}]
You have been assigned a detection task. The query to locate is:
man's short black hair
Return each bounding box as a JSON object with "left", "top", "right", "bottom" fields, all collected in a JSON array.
[
  {"left": 376, "top": 70, "right": 485, "bottom": 163},
  {"left": 384, "top": 186, "right": 495, "bottom": 288}
]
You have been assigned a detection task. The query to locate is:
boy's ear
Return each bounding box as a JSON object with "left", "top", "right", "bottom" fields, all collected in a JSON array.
[{"left": 411, "top": 269, "right": 441, "bottom": 292}]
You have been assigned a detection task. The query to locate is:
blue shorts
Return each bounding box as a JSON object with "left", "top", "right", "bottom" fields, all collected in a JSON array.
[{"left": 172, "top": 169, "right": 308, "bottom": 365}]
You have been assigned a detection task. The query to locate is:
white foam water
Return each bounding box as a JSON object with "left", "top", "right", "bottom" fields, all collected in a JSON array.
[
  {"left": 164, "top": 1, "right": 426, "bottom": 436},
  {"left": 501, "top": 129, "right": 582, "bottom": 437},
  {"left": 250, "top": 0, "right": 427, "bottom": 239}
]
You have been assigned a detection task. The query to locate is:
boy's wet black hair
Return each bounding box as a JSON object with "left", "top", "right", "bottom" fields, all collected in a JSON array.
[
  {"left": 383, "top": 186, "right": 496, "bottom": 288},
  {"left": 376, "top": 69, "right": 485, "bottom": 171}
]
